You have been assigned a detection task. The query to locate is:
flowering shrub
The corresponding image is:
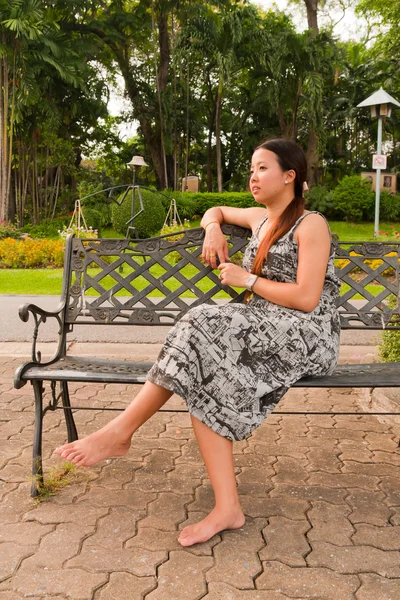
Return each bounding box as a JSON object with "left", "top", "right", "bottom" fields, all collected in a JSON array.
[
  {"left": 58, "top": 224, "right": 98, "bottom": 239},
  {"left": 161, "top": 219, "right": 191, "bottom": 238},
  {"left": 335, "top": 250, "right": 397, "bottom": 279},
  {"left": 0, "top": 238, "right": 65, "bottom": 268}
]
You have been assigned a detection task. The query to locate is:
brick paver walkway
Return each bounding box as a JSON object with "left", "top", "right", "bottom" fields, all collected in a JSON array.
[{"left": 1, "top": 350, "right": 400, "bottom": 599}]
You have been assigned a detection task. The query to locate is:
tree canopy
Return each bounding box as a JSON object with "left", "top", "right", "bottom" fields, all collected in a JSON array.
[{"left": 1, "top": 0, "right": 399, "bottom": 223}]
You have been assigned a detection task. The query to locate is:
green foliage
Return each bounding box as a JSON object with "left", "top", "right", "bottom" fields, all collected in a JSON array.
[
  {"left": 379, "top": 330, "right": 400, "bottom": 363},
  {"left": 380, "top": 192, "right": 400, "bottom": 222},
  {"left": 305, "top": 185, "right": 336, "bottom": 217},
  {"left": 162, "top": 192, "right": 199, "bottom": 220},
  {"left": 78, "top": 182, "right": 112, "bottom": 227},
  {"left": 332, "top": 176, "right": 375, "bottom": 222},
  {"left": 0, "top": 221, "right": 22, "bottom": 239},
  {"left": 81, "top": 208, "right": 102, "bottom": 234},
  {"left": 176, "top": 192, "right": 256, "bottom": 215},
  {"left": 21, "top": 217, "right": 70, "bottom": 239},
  {"left": 111, "top": 189, "right": 166, "bottom": 238}
]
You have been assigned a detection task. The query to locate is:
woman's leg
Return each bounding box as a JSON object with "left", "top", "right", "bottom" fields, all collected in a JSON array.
[
  {"left": 55, "top": 381, "right": 173, "bottom": 467},
  {"left": 178, "top": 415, "right": 245, "bottom": 547}
]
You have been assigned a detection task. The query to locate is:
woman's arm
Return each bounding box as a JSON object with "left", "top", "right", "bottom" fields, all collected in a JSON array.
[
  {"left": 219, "top": 213, "right": 331, "bottom": 313},
  {"left": 201, "top": 206, "right": 267, "bottom": 268}
]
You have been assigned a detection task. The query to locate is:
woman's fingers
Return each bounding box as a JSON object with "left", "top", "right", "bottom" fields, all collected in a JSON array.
[{"left": 202, "top": 248, "right": 224, "bottom": 269}]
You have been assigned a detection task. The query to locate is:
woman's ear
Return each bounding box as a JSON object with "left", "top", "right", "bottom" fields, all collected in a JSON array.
[{"left": 285, "top": 170, "right": 296, "bottom": 184}]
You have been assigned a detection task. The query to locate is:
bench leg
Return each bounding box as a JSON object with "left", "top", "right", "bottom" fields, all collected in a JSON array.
[
  {"left": 31, "top": 380, "right": 44, "bottom": 498},
  {"left": 61, "top": 382, "right": 79, "bottom": 443}
]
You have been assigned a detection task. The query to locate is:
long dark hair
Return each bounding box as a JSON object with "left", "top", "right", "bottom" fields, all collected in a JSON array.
[{"left": 249, "top": 138, "right": 307, "bottom": 282}]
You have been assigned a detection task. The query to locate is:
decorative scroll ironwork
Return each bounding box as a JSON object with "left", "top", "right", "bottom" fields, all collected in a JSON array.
[
  {"left": 62, "top": 230, "right": 400, "bottom": 330},
  {"left": 333, "top": 240, "right": 400, "bottom": 329}
]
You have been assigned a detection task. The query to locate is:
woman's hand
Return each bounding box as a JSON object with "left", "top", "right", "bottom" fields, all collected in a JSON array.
[
  {"left": 202, "top": 224, "right": 230, "bottom": 269},
  {"left": 218, "top": 262, "right": 248, "bottom": 288}
]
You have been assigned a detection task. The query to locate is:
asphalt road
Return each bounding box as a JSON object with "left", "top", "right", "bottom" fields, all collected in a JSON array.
[{"left": 0, "top": 294, "right": 382, "bottom": 345}]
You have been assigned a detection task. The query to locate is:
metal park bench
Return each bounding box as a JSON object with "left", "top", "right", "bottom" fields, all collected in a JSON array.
[{"left": 13, "top": 225, "right": 400, "bottom": 496}]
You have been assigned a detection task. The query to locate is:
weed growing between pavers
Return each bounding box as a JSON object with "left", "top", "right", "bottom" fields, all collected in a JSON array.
[{"left": 32, "top": 462, "right": 90, "bottom": 503}]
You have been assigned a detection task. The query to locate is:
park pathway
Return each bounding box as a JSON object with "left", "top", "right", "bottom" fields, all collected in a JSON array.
[{"left": 1, "top": 343, "right": 400, "bottom": 599}]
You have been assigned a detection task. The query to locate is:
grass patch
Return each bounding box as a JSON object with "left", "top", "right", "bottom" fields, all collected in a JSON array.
[
  {"left": 329, "top": 221, "right": 400, "bottom": 242},
  {"left": 0, "top": 268, "right": 64, "bottom": 294},
  {"left": 32, "top": 461, "right": 90, "bottom": 503}
]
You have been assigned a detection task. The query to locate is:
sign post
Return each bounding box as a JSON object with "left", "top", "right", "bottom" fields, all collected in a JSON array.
[
  {"left": 357, "top": 88, "right": 400, "bottom": 237},
  {"left": 373, "top": 116, "right": 383, "bottom": 237}
]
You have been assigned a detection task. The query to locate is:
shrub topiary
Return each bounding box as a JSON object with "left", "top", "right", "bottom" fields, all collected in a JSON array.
[
  {"left": 111, "top": 188, "right": 166, "bottom": 238},
  {"left": 332, "top": 175, "right": 375, "bottom": 222}
]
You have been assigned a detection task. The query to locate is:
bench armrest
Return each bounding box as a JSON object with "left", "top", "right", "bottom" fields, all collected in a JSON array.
[{"left": 18, "top": 300, "right": 68, "bottom": 367}]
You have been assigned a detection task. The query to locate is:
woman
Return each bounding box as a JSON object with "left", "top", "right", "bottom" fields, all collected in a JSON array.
[{"left": 55, "top": 138, "right": 341, "bottom": 547}]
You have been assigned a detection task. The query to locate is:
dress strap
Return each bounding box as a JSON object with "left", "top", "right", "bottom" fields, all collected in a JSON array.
[
  {"left": 289, "top": 210, "right": 329, "bottom": 234},
  {"left": 254, "top": 212, "right": 269, "bottom": 236}
]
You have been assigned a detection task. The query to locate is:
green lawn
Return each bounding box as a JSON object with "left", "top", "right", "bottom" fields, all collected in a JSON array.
[
  {"left": 1, "top": 218, "right": 399, "bottom": 296},
  {"left": 329, "top": 221, "right": 400, "bottom": 242}
]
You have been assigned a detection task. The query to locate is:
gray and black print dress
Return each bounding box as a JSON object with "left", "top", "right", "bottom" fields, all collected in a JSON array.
[{"left": 147, "top": 211, "right": 341, "bottom": 441}]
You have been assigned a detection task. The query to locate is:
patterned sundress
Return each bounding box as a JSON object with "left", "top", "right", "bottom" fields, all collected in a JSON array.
[{"left": 147, "top": 211, "right": 341, "bottom": 441}]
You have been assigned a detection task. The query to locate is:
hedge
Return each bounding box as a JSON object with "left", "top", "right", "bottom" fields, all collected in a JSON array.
[{"left": 162, "top": 191, "right": 257, "bottom": 215}]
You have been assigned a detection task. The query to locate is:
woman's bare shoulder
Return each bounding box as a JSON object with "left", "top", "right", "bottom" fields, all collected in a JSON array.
[{"left": 295, "top": 212, "right": 331, "bottom": 243}]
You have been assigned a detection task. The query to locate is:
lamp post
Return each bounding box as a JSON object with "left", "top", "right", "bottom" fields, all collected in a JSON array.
[
  {"left": 357, "top": 88, "right": 400, "bottom": 237},
  {"left": 126, "top": 155, "right": 148, "bottom": 238}
]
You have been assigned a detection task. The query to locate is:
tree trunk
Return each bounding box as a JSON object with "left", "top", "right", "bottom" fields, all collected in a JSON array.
[
  {"left": 306, "top": 129, "right": 319, "bottom": 187},
  {"left": 215, "top": 77, "right": 223, "bottom": 193},
  {"left": 0, "top": 50, "right": 10, "bottom": 222},
  {"left": 184, "top": 66, "right": 190, "bottom": 186},
  {"left": 303, "top": 0, "right": 319, "bottom": 186},
  {"left": 153, "top": 4, "right": 169, "bottom": 188},
  {"left": 207, "top": 104, "right": 216, "bottom": 192},
  {"left": 304, "top": 0, "right": 319, "bottom": 36}
]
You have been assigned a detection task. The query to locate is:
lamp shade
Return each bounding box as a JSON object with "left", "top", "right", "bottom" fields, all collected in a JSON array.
[
  {"left": 357, "top": 87, "right": 400, "bottom": 109},
  {"left": 127, "top": 156, "right": 148, "bottom": 169}
]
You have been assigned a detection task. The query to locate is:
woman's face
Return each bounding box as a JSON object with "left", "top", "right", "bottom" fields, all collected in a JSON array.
[{"left": 249, "top": 148, "right": 291, "bottom": 204}]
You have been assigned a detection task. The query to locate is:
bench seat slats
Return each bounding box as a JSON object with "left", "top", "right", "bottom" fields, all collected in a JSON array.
[{"left": 19, "top": 357, "right": 400, "bottom": 388}]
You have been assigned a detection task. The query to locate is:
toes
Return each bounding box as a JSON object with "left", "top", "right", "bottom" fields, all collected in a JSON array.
[{"left": 64, "top": 451, "right": 83, "bottom": 463}]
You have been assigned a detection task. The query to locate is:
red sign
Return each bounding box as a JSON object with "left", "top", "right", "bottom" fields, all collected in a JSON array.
[{"left": 372, "top": 154, "right": 387, "bottom": 169}]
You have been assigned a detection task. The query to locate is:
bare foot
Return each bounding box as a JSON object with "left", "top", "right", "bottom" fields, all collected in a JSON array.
[
  {"left": 178, "top": 507, "right": 245, "bottom": 547},
  {"left": 54, "top": 419, "right": 132, "bottom": 467}
]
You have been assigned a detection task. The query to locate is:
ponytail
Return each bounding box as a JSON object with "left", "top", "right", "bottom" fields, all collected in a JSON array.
[{"left": 244, "top": 138, "right": 308, "bottom": 302}]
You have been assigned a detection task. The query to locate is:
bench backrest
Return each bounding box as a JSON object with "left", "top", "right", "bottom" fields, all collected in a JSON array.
[{"left": 63, "top": 227, "right": 400, "bottom": 330}]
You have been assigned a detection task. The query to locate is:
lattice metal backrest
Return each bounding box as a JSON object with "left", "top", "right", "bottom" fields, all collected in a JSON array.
[
  {"left": 334, "top": 240, "right": 400, "bottom": 329},
  {"left": 64, "top": 229, "right": 400, "bottom": 330},
  {"left": 65, "top": 225, "right": 251, "bottom": 325}
]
